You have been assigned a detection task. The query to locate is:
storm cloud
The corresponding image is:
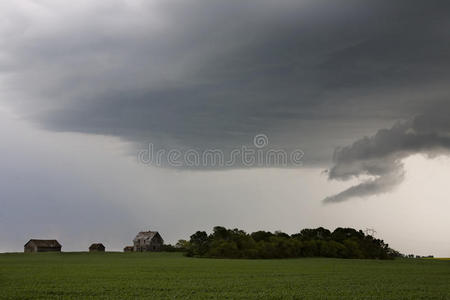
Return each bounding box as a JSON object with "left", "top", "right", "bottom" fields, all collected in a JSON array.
[
  {"left": 1, "top": 1, "right": 450, "bottom": 170},
  {"left": 2, "top": 1, "right": 450, "bottom": 256},
  {"left": 324, "top": 110, "right": 450, "bottom": 203}
]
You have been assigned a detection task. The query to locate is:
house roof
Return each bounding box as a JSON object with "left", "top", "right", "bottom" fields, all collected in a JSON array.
[
  {"left": 25, "top": 239, "right": 61, "bottom": 248},
  {"left": 133, "top": 231, "right": 162, "bottom": 242}
]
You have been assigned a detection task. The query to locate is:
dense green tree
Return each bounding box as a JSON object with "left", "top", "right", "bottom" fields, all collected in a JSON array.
[
  {"left": 184, "top": 226, "right": 398, "bottom": 259},
  {"left": 295, "top": 227, "right": 331, "bottom": 241},
  {"left": 251, "top": 231, "right": 274, "bottom": 242},
  {"left": 187, "top": 231, "right": 209, "bottom": 256}
]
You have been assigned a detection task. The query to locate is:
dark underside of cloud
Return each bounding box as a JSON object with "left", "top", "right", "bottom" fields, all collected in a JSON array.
[
  {"left": 1, "top": 1, "right": 450, "bottom": 175},
  {"left": 323, "top": 112, "right": 450, "bottom": 203}
]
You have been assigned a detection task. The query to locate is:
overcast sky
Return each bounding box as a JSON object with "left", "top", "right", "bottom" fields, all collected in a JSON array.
[{"left": 1, "top": 0, "right": 449, "bottom": 256}]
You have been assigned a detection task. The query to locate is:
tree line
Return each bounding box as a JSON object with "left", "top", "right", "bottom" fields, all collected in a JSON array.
[{"left": 167, "top": 226, "right": 401, "bottom": 259}]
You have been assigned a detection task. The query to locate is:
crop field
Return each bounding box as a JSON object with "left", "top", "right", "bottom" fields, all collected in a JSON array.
[{"left": 0, "top": 252, "right": 449, "bottom": 299}]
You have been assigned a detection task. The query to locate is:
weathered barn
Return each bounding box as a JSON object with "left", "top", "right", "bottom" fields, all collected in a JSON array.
[
  {"left": 89, "top": 243, "right": 105, "bottom": 252},
  {"left": 24, "top": 239, "right": 62, "bottom": 253},
  {"left": 123, "top": 246, "right": 134, "bottom": 252},
  {"left": 133, "top": 231, "right": 164, "bottom": 252}
]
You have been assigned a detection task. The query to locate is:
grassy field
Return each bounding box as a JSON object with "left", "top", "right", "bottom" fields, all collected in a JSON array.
[{"left": 0, "top": 252, "right": 449, "bottom": 299}]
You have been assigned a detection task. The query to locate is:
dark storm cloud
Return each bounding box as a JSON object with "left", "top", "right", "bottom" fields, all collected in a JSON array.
[
  {"left": 1, "top": 0, "right": 450, "bottom": 168},
  {"left": 324, "top": 109, "right": 450, "bottom": 203}
]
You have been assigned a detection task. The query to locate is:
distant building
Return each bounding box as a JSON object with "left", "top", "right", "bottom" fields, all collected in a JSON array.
[
  {"left": 123, "top": 246, "right": 134, "bottom": 252},
  {"left": 133, "top": 231, "right": 164, "bottom": 252},
  {"left": 89, "top": 243, "right": 105, "bottom": 252},
  {"left": 24, "top": 239, "right": 62, "bottom": 253}
]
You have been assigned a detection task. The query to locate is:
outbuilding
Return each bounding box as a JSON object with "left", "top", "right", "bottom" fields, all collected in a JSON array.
[
  {"left": 24, "top": 239, "right": 62, "bottom": 253},
  {"left": 89, "top": 243, "right": 105, "bottom": 252}
]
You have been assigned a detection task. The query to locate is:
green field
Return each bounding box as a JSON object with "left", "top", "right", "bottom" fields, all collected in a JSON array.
[{"left": 0, "top": 252, "right": 449, "bottom": 299}]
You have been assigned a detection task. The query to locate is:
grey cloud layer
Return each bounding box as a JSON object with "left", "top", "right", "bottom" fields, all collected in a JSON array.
[
  {"left": 1, "top": 0, "right": 450, "bottom": 170},
  {"left": 324, "top": 110, "right": 450, "bottom": 203}
]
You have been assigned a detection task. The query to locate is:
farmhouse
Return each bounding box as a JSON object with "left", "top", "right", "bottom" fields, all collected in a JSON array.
[
  {"left": 89, "top": 243, "right": 105, "bottom": 252},
  {"left": 133, "top": 231, "right": 164, "bottom": 252},
  {"left": 24, "top": 239, "right": 62, "bottom": 253}
]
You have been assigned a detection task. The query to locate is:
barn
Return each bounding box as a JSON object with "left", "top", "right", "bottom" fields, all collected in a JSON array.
[
  {"left": 133, "top": 231, "right": 164, "bottom": 252},
  {"left": 24, "top": 239, "right": 62, "bottom": 253},
  {"left": 89, "top": 243, "right": 105, "bottom": 252}
]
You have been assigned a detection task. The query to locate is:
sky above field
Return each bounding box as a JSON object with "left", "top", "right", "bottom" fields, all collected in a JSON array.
[{"left": 0, "top": 0, "right": 449, "bottom": 256}]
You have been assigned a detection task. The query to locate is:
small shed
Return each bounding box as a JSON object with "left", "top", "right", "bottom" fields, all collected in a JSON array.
[
  {"left": 89, "top": 243, "right": 105, "bottom": 252},
  {"left": 124, "top": 246, "right": 134, "bottom": 252},
  {"left": 24, "top": 239, "right": 62, "bottom": 253}
]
